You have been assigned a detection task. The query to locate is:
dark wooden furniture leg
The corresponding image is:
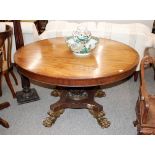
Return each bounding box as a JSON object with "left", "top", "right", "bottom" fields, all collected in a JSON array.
[
  {"left": 134, "top": 71, "right": 139, "bottom": 81},
  {"left": 13, "top": 20, "right": 40, "bottom": 104},
  {"left": 43, "top": 86, "right": 110, "bottom": 128},
  {"left": 10, "top": 69, "right": 18, "bottom": 85},
  {"left": 4, "top": 72, "right": 16, "bottom": 98},
  {"left": 16, "top": 74, "right": 40, "bottom": 104},
  {"left": 0, "top": 102, "right": 10, "bottom": 128},
  {"left": 0, "top": 72, "right": 2, "bottom": 96}
]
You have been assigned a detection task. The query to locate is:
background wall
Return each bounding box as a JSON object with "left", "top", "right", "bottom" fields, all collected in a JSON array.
[
  {"left": 103, "top": 20, "right": 154, "bottom": 29},
  {"left": 60, "top": 20, "right": 154, "bottom": 29}
]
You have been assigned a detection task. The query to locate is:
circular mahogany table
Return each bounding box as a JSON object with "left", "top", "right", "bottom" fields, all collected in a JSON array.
[{"left": 14, "top": 37, "right": 139, "bottom": 128}]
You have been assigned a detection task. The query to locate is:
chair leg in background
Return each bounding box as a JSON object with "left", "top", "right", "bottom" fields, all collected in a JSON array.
[
  {"left": 0, "top": 73, "right": 2, "bottom": 96},
  {"left": 4, "top": 72, "right": 16, "bottom": 98},
  {"left": 0, "top": 117, "right": 9, "bottom": 128},
  {"left": 10, "top": 70, "right": 18, "bottom": 85},
  {"left": 152, "top": 64, "right": 155, "bottom": 80},
  {"left": 0, "top": 102, "right": 10, "bottom": 110},
  {"left": 0, "top": 102, "right": 10, "bottom": 128},
  {"left": 134, "top": 71, "right": 139, "bottom": 82}
]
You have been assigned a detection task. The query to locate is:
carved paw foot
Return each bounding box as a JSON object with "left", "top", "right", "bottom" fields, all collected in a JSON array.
[
  {"left": 43, "top": 116, "right": 56, "bottom": 127},
  {"left": 95, "top": 90, "right": 106, "bottom": 98},
  {"left": 88, "top": 109, "right": 110, "bottom": 128},
  {"left": 43, "top": 109, "right": 64, "bottom": 127},
  {"left": 97, "top": 117, "right": 111, "bottom": 128}
]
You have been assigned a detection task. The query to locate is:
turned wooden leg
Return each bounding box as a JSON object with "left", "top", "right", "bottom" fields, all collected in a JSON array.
[
  {"left": 4, "top": 72, "right": 16, "bottom": 98},
  {"left": 134, "top": 71, "right": 139, "bottom": 82},
  {"left": 10, "top": 69, "right": 18, "bottom": 85}
]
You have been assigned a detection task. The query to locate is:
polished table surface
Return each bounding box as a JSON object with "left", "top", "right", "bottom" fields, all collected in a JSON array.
[
  {"left": 14, "top": 37, "right": 139, "bottom": 128},
  {"left": 14, "top": 37, "right": 139, "bottom": 87}
]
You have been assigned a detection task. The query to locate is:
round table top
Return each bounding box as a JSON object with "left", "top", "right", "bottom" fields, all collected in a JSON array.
[{"left": 14, "top": 37, "right": 139, "bottom": 87}]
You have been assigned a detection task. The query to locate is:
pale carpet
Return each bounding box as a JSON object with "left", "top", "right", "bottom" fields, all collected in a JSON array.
[{"left": 0, "top": 67, "right": 154, "bottom": 135}]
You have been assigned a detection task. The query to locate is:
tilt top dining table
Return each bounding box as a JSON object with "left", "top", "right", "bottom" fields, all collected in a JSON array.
[{"left": 14, "top": 37, "right": 139, "bottom": 128}]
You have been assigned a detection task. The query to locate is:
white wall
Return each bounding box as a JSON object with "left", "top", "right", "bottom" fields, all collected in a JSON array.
[
  {"left": 52, "top": 20, "right": 154, "bottom": 30},
  {"left": 102, "top": 20, "right": 154, "bottom": 29}
]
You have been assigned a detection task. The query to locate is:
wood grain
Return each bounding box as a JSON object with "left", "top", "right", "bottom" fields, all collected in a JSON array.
[{"left": 14, "top": 37, "right": 139, "bottom": 87}]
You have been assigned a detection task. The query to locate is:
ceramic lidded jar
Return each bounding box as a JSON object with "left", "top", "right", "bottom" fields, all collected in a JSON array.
[
  {"left": 66, "top": 26, "right": 99, "bottom": 56},
  {"left": 72, "top": 26, "right": 91, "bottom": 43}
]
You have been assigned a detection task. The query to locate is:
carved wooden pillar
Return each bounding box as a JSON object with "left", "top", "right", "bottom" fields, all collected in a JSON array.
[{"left": 13, "top": 20, "right": 40, "bottom": 104}]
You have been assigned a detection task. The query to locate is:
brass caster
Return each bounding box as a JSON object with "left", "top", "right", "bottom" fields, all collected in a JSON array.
[
  {"left": 97, "top": 117, "right": 111, "bottom": 128},
  {"left": 51, "top": 89, "right": 61, "bottom": 97},
  {"left": 43, "top": 116, "right": 56, "bottom": 127},
  {"left": 95, "top": 90, "right": 106, "bottom": 98}
]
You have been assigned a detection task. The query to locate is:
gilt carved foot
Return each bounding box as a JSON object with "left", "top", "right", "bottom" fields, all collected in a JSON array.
[
  {"left": 97, "top": 117, "right": 111, "bottom": 128},
  {"left": 88, "top": 109, "right": 110, "bottom": 128},
  {"left": 43, "top": 109, "right": 64, "bottom": 127}
]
